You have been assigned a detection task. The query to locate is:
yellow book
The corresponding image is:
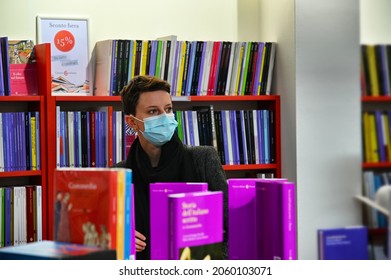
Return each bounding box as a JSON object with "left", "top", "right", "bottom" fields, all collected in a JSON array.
[
  {"left": 31, "top": 115, "right": 37, "bottom": 170},
  {"left": 130, "top": 40, "right": 138, "bottom": 79},
  {"left": 257, "top": 43, "right": 268, "bottom": 95},
  {"left": 362, "top": 112, "right": 372, "bottom": 163},
  {"left": 368, "top": 113, "right": 379, "bottom": 163},
  {"left": 366, "top": 45, "right": 380, "bottom": 96},
  {"left": 176, "top": 41, "right": 187, "bottom": 96},
  {"left": 234, "top": 42, "right": 245, "bottom": 95},
  {"left": 140, "top": 40, "right": 149, "bottom": 76},
  {"left": 115, "top": 169, "right": 125, "bottom": 260}
]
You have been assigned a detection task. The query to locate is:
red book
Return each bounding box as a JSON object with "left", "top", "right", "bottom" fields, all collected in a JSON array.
[
  {"left": 90, "top": 111, "right": 96, "bottom": 167},
  {"left": 207, "top": 41, "right": 221, "bottom": 95},
  {"left": 9, "top": 64, "right": 38, "bottom": 96},
  {"left": 25, "top": 186, "right": 35, "bottom": 243},
  {"left": 53, "top": 168, "right": 120, "bottom": 253}
]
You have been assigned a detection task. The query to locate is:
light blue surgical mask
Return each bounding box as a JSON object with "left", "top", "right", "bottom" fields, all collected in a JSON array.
[{"left": 134, "top": 113, "right": 178, "bottom": 146}]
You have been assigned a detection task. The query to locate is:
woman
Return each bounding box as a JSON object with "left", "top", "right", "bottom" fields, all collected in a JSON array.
[{"left": 115, "top": 75, "right": 228, "bottom": 260}]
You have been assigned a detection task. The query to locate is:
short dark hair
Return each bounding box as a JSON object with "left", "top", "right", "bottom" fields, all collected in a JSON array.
[{"left": 120, "top": 75, "right": 171, "bottom": 115}]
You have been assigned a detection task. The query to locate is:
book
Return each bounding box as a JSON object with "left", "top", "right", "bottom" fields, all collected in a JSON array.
[
  {"left": 0, "top": 240, "right": 116, "bottom": 260},
  {"left": 149, "top": 182, "right": 208, "bottom": 260},
  {"left": 8, "top": 40, "right": 38, "bottom": 96},
  {"left": 227, "top": 178, "right": 288, "bottom": 260},
  {"left": 168, "top": 191, "right": 223, "bottom": 260},
  {"left": 255, "top": 180, "right": 297, "bottom": 260},
  {"left": 53, "top": 167, "right": 133, "bottom": 259},
  {"left": 317, "top": 226, "right": 369, "bottom": 260}
]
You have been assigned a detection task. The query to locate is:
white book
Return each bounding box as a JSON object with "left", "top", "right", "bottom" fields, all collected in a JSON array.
[
  {"left": 201, "top": 41, "right": 214, "bottom": 95},
  {"left": 252, "top": 110, "right": 260, "bottom": 164},
  {"left": 265, "top": 42, "right": 276, "bottom": 95},
  {"left": 35, "top": 185, "right": 42, "bottom": 242},
  {"left": 224, "top": 110, "right": 234, "bottom": 165},
  {"left": 13, "top": 187, "right": 20, "bottom": 246},
  {"left": 192, "top": 110, "right": 200, "bottom": 146},
  {"left": 156, "top": 35, "right": 178, "bottom": 87},
  {"left": 93, "top": 40, "right": 114, "bottom": 96},
  {"left": 229, "top": 42, "right": 244, "bottom": 95},
  {"left": 224, "top": 41, "right": 236, "bottom": 95},
  {"left": 116, "top": 111, "right": 122, "bottom": 162},
  {"left": 20, "top": 186, "right": 27, "bottom": 245}
]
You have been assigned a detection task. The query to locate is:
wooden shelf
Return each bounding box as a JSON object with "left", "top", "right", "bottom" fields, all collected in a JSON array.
[
  {"left": 223, "top": 164, "right": 277, "bottom": 171},
  {"left": 0, "top": 96, "right": 42, "bottom": 102}
]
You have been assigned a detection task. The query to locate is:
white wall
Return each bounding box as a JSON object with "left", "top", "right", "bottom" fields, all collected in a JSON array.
[
  {"left": 0, "top": 0, "right": 239, "bottom": 53},
  {"left": 295, "top": 0, "right": 361, "bottom": 259},
  {"left": 360, "top": 0, "right": 391, "bottom": 44}
]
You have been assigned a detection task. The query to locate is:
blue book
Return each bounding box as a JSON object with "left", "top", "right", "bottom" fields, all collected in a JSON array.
[
  {"left": 317, "top": 226, "right": 369, "bottom": 260},
  {"left": 0, "top": 241, "right": 116, "bottom": 260},
  {"left": 0, "top": 37, "right": 11, "bottom": 95}
]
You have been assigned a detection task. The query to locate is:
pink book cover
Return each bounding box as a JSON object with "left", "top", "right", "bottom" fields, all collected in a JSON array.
[
  {"left": 9, "top": 63, "right": 38, "bottom": 96},
  {"left": 255, "top": 180, "right": 297, "bottom": 260},
  {"left": 149, "top": 182, "right": 208, "bottom": 260},
  {"left": 227, "top": 178, "right": 287, "bottom": 260},
  {"left": 168, "top": 191, "right": 223, "bottom": 260}
]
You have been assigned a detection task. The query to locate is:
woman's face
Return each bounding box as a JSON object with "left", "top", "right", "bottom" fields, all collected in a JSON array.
[{"left": 131, "top": 90, "right": 173, "bottom": 132}]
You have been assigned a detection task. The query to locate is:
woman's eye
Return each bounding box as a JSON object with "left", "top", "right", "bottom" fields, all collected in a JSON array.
[
  {"left": 165, "top": 107, "right": 173, "bottom": 113},
  {"left": 148, "top": 109, "right": 158, "bottom": 115}
]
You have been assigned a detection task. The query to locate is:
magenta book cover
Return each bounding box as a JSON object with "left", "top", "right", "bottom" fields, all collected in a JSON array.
[
  {"left": 9, "top": 63, "right": 38, "bottom": 96},
  {"left": 227, "top": 178, "right": 287, "bottom": 260},
  {"left": 255, "top": 180, "right": 297, "bottom": 260},
  {"left": 168, "top": 191, "right": 223, "bottom": 260},
  {"left": 149, "top": 182, "right": 208, "bottom": 260}
]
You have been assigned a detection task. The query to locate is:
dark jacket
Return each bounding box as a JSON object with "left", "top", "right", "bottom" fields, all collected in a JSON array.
[{"left": 113, "top": 144, "right": 228, "bottom": 259}]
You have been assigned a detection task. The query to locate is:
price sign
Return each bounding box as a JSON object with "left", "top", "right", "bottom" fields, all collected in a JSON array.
[{"left": 37, "top": 17, "right": 90, "bottom": 95}]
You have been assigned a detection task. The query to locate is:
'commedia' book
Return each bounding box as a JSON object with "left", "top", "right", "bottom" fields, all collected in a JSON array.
[
  {"left": 227, "top": 178, "right": 288, "bottom": 260},
  {"left": 317, "top": 226, "right": 369, "bottom": 260},
  {"left": 53, "top": 167, "right": 133, "bottom": 260},
  {"left": 0, "top": 240, "right": 116, "bottom": 260},
  {"left": 149, "top": 182, "right": 208, "bottom": 260},
  {"left": 255, "top": 180, "right": 297, "bottom": 260},
  {"left": 168, "top": 191, "right": 223, "bottom": 260}
]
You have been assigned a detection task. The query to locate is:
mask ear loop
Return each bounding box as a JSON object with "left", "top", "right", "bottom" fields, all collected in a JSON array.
[{"left": 126, "top": 115, "right": 143, "bottom": 135}]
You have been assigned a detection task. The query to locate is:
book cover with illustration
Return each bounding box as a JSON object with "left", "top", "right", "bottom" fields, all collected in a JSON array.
[
  {"left": 0, "top": 240, "right": 116, "bottom": 260},
  {"left": 255, "top": 180, "right": 297, "bottom": 260},
  {"left": 149, "top": 182, "right": 208, "bottom": 260},
  {"left": 8, "top": 40, "right": 38, "bottom": 96},
  {"left": 317, "top": 226, "right": 369, "bottom": 260},
  {"left": 53, "top": 167, "right": 132, "bottom": 259},
  {"left": 168, "top": 191, "right": 223, "bottom": 260},
  {"left": 227, "top": 178, "right": 287, "bottom": 260}
]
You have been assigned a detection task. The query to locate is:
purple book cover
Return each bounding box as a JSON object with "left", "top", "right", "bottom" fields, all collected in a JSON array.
[
  {"left": 317, "top": 226, "right": 368, "bottom": 260},
  {"left": 149, "top": 182, "right": 208, "bottom": 260},
  {"left": 168, "top": 191, "right": 223, "bottom": 260},
  {"left": 255, "top": 180, "right": 297, "bottom": 260},
  {"left": 252, "top": 42, "right": 264, "bottom": 95},
  {"left": 230, "top": 110, "right": 239, "bottom": 164},
  {"left": 228, "top": 178, "right": 287, "bottom": 260}
]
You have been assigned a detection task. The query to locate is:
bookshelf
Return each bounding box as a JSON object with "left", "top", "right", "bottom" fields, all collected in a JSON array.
[
  {"left": 0, "top": 43, "right": 48, "bottom": 243},
  {"left": 360, "top": 45, "right": 391, "bottom": 244},
  {"left": 36, "top": 38, "right": 281, "bottom": 240}
]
